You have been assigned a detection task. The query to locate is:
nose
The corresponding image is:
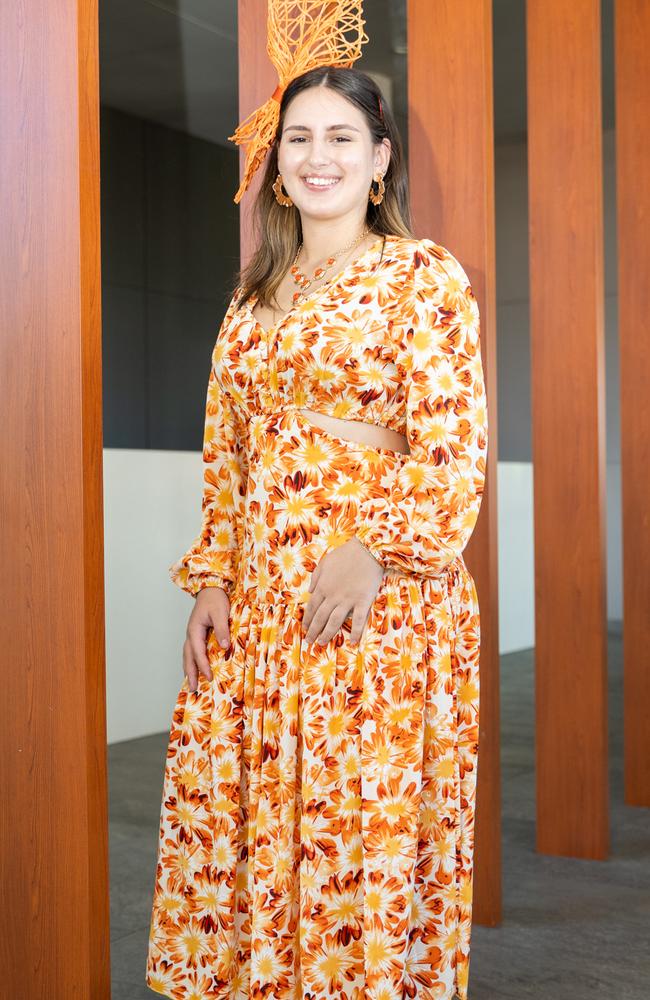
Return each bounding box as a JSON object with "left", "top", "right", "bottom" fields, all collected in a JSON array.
[{"left": 305, "top": 136, "right": 333, "bottom": 165}]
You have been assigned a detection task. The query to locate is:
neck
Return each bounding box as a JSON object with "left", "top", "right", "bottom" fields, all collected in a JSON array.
[{"left": 299, "top": 214, "right": 370, "bottom": 265}]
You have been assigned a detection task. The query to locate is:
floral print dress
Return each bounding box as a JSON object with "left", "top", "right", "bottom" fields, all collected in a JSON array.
[{"left": 145, "top": 234, "right": 488, "bottom": 1000}]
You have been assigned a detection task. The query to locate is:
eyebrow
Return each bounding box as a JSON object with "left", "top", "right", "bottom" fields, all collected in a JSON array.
[{"left": 284, "top": 124, "right": 361, "bottom": 133}]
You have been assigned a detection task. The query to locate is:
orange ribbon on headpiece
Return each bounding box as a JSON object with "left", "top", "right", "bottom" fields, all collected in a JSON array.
[{"left": 227, "top": 1, "right": 370, "bottom": 204}]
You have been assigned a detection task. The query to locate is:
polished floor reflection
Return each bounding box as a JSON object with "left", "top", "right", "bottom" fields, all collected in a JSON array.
[{"left": 109, "top": 622, "right": 649, "bottom": 1000}]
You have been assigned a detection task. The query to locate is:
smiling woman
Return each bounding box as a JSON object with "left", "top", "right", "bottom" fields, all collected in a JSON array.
[{"left": 145, "top": 59, "right": 487, "bottom": 1000}]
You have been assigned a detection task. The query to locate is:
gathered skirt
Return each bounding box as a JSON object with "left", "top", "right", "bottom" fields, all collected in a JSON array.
[{"left": 145, "top": 406, "right": 481, "bottom": 1000}]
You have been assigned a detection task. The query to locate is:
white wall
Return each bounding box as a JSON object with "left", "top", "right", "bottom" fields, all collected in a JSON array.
[{"left": 103, "top": 447, "right": 206, "bottom": 744}]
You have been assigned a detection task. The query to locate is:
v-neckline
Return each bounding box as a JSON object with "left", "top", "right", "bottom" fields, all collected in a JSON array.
[{"left": 242, "top": 233, "right": 390, "bottom": 341}]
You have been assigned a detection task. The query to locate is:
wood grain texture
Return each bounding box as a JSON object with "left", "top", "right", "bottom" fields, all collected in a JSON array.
[
  {"left": 0, "top": 0, "right": 110, "bottom": 995},
  {"left": 407, "top": 0, "right": 501, "bottom": 926},
  {"left": 237, "top": 0, "right": 279, "bottom": 263},
  {"left": 526, "top": 0, "right": 609, "bottom": 857},
  {"left": 614, "top": 0, "right": 650, "bottom": 807}
]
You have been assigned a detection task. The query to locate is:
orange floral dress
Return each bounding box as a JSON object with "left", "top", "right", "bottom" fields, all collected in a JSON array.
[{"left": 145, "top": 234, "right": 488, "bottom": 1000}]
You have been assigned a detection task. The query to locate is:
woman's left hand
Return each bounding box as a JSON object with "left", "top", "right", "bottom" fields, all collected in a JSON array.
[{"left": 302, "top": 536, "right": 385, "bottom": 645}]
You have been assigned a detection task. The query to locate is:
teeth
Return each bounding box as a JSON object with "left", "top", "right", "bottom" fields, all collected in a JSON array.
[{"left": 304, "top": 177, "right": 339, "bottom": 186}]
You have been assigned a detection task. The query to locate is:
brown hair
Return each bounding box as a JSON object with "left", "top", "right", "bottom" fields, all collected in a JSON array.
[{"left": 231, "top": 65, "right": 414, "bottom": 311}]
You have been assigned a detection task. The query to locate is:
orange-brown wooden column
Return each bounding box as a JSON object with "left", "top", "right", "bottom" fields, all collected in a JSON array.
[
  {"left": 237, "top": 0, "right": 278, "bottom": 259},
  {"left": 0, "top": 1, "right": 110, "bottom": 996},
  {"left": 614, "top": 0, "right": 650, "bottom": 808},
  {"left": 407, "top": 0, "right": 501, "bottom": 925},
  {"left": 526, "top": 0, "right": 609, "bottom": 857}
]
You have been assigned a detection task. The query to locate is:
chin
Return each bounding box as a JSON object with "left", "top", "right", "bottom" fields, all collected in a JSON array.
[
  {"left": 296, "top": 193, "right": 363, "bottom": 216},
  {"left": 299, "top": 205, "right": 354, "bottom": 223}
]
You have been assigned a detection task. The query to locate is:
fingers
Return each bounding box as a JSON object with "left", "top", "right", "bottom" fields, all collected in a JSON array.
[
  {"left": 303, "top": 600, "right": 336, "bottom": 645},
  {"left": 182, "top": 636, "right": 202, "bottom": 694},
  {"left": 210, "top": 609, "right": 231, "bottom": 652},
  {"left": 183, "top": 604, "right": 231, "bottom": 694},
  {"left": 303, "top": 599, "right": 354, "bottom": 646},
  {"left": 301, "top": 588, "right": 325, "bottom": 637},
  {"left": 349, "top": 602, "right": 371, "bottom": 645},
  {"left": 187, "top": 619, "right": 212, "bottom": 681}
]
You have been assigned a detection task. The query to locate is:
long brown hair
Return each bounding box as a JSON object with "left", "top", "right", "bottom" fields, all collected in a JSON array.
[{"left": 232, "top": 65, "right": 414, "bottom": 311}]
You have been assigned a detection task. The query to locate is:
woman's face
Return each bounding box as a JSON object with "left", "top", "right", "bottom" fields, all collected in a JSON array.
[{"left": 276, "top": 85, "right": 391, "bottom": 223}]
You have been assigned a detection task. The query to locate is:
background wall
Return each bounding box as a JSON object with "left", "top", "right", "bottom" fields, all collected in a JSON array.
[{"left": 100, "top": 105, "right": 240, "bottom": 451}]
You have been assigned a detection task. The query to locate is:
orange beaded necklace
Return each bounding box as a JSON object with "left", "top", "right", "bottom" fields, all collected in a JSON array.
[{"left": 288, "top": 227, "right": 370, "bottom": 304}]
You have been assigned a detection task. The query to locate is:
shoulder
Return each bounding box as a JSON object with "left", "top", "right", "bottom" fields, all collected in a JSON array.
[
  {"left": 385, "top": 236, "right": 473, "bottom": 292},
  {"left": 388, "top": 238, "right": 480, "bottom": 348},
  {"left": 414, "top": 238, "right": 473, "bottom": 291},
  {"left": 405, "top": 239, "right": 478, "bottom": 326}
]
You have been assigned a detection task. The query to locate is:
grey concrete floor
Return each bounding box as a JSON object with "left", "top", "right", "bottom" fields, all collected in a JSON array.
[{"left": 109, "top": 623, "right": 650, "bottom": 999}]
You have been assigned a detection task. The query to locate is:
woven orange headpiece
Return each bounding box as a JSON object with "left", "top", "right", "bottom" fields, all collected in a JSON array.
[{"left": 227, "top": 1, "right": 370, "bottom": 204}]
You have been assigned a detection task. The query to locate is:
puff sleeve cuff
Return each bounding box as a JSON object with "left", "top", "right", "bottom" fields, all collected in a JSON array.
[
  {"left": 169, "top": 334, "right": 248, "bottom": 599},
  {"left": 354, "top": 239, "right": 488, "bottom": 579}
]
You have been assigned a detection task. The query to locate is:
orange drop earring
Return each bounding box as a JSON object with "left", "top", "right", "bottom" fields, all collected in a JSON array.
[
  {"left": 369, "top": 173, "right": 385, "bottom": 206},
  {"left": 273, "top": 173, "right": 294, "bottom": 207}
]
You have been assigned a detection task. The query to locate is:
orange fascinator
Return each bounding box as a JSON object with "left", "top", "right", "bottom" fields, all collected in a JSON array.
[{"left": 227, "top": 1, "right": 370, "bottom": 204}]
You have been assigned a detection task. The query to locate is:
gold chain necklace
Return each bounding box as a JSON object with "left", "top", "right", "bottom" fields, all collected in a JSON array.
[{"left": 288, "top": 227, "right": 371, "bottom": 305}]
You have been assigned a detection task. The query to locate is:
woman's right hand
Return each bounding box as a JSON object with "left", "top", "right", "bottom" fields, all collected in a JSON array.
[{"left": 183, "top": 586, "right": 231, "bottom": 693}]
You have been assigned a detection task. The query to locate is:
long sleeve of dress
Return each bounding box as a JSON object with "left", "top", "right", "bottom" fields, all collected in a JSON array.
[
  {"left": 169, "top": 334, "right": 248, "bottom": 599},
  {"left": 354, "top": 239, "right": 488, "bottom": 579}
]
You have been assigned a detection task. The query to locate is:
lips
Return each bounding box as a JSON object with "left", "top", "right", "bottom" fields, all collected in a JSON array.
[{"left": 302, "top": 176, "right": 341, "bottom": 191}]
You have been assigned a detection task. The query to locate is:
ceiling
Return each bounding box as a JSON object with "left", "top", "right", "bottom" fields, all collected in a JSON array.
[{"left": 99, "top": 0, "right": 616, "bottom": 148}]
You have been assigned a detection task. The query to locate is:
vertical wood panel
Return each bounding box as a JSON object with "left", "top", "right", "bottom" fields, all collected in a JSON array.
[
  {"left": 79, "top": 0, "right": 111, "bottom": 989},
  {"left": 408, "top": 0, "right": 501, "bottom": 926},
  {"left": 527, "top": 0, "right": 609, "bottom": 857},
  {"left": 237, "top": 0, "right": 278, "bottom": 262},
  {"left": 614, "top": 0, "right": 650, "bottom": 807},
  {"left": 0, "top": 0, "right": 110, "bottom": 995}
]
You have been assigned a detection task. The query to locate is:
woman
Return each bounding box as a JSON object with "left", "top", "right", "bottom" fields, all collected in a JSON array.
[{"left": 146, "top": 66, "right": 487, "bottom": 1000}]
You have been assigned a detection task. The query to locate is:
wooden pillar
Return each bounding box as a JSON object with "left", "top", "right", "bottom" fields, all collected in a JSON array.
[
  {"left": 526, "top": 0, "right": 609, "bottom": 857},
  {"left": 0, "top": 1, "right": 110, "bottom": 996},
  {"left": 407, "top": 0, "right": 501, "bottom": 925},
  {"left": 614, "top": 0, "right": 650, "bottom": 808},
  {"left": 236, "top": 0, "right": 278, "bottom": 260}
]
